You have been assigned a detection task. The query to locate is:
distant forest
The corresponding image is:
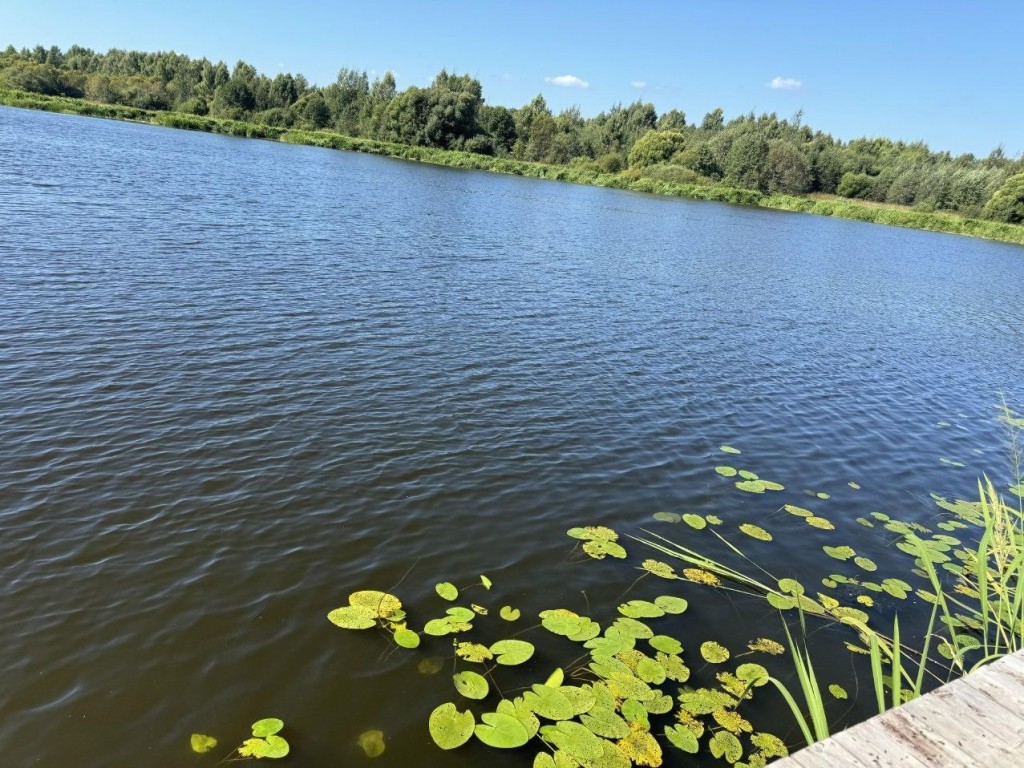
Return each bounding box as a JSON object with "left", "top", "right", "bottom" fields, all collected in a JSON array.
[{"left": 3, "top": 44, "right": 1023, "bottom": 223}]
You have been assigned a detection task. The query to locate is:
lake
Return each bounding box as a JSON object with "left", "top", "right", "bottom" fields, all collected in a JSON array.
[{"left": 1, "top": 105, "right": 1022, "bottom": 766}]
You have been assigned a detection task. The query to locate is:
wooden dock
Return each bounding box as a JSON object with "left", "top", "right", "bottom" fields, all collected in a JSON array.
[{"left": 772, "top": 650, "right": 1024, "bottom": 767}]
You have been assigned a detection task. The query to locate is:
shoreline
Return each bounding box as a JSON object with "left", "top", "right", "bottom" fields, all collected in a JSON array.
[{"left": 5, "top": 88, "right": 1023, "bottom": 248}]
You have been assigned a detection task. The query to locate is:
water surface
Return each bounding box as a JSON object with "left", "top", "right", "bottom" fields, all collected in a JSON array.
[{"left": 1, "top": 106, "right": 1022, "bottom": 766}]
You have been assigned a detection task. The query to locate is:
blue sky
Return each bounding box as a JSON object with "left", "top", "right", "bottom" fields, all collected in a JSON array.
[{"left": 3, "top": 1, "right": 1021, "bottom": 157}]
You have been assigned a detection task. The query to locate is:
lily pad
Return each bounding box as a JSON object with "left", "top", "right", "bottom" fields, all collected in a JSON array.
[
  {"left": 454, "top": 671, "right": 489, "bottom": 700},
  {"left": 720, "top": 445, "right": 741, "bottom": 454},
  {"left": 823, "top": 545, "right": 856, "bottom": 561},
  {"left": 394, "top": 628, "right": 421, "bottom": 648},
  {"left": 653, "top": 511, "right": 681, "bottom": 522},
  {"left": 190, "top": 734, "right": 217, "bottom": 754},
  {"left": 828, "top": 683, "right": 848, "bottom": 700},
  {"left": 436, "top": 582, "right": 459, "bottom": 601},
  {"left": 715, "top": 466, "right": 738, "bottom": 477},
  {"left": 739, "top": 523, "right": 772, "bottom": 541},
  {"left": 456, "top": 642, "right": 493, "bottom": 663},
  {"left": 490, "top": 639, "right": 535, "bottom": 666},
  {"left": 682, "top": 513, "right": 707, "bottom": 530},
  {"left": 649, "top": 635, "right": 682, "bottom": 655},
  {"left": 700, "top": 641, "right": 730, "bottom": 663},
  {"left": 475, "top": 712, "right": 530, "bottom": 748},
  {"left": 641, "top": 559, "right": 677, "bottom": 579},
  {"left": 665, "top": 724, "right": 699, "bottom": 753},
  {"left": 806, "top": 516, "right": 834, "bottom": 530},
  {"left": 500, "top": 605, "right": 521, "bottom": 621},
  {"left": 654, "top": 595, "right": 688, "bottom": 614},
  {"left": 357, "top": 729, "right": 385, "bottom": 758},
  {"left": 429, "top": 703, "right": 475, "bottom": 750},
  {"left": 327, "top": 605, "right": 377, "bottom": 629},
  {"left": 252, "top": 719, "right": 284, "bottom": 738},
  {"left": 618, "top": 600, "right": 664, "bottom": 619}
]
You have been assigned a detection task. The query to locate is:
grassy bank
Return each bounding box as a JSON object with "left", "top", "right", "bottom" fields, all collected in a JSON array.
[{"left": 5, "top": 88, "right": 1024, "bottom": 247}]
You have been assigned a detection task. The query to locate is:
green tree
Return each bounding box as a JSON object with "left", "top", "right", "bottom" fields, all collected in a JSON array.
[
  {"left": 763, "top": 140, "right": 811, "bottom": 194},
  {"left": 627, "top": 130, "right": 687, "bottom": 169},
  {"left": 724, "top": 131, "right": 769, "bottom": 191},
  {"left": 700, "top": 108, "right": 724, "bottom": 131},
  {"left": 983, "top": 173, "right": 1024, "bottom": 223},
  {"left": 837, "top": 172, "right": 874, "bottom": 199}
]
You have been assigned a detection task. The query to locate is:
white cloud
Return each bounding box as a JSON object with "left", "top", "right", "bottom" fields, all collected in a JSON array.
[
  {"left": 544, "top": 74, "right": 589, "bottom": 89},
  {"left": 630, "top": 80, "right": 648, "bottom": 90},
  {"left": 768, "top": 76, "right": 802, "bottom": 91}
]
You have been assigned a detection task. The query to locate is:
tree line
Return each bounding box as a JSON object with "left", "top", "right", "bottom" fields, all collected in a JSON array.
[{"left": 3, "top": 44, "right": 1022, "bottom": 223}]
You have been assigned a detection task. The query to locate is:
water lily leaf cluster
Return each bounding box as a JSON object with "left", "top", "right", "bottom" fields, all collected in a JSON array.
[{"left": 236, "top": 718, "right": 289, "bottom": 759}]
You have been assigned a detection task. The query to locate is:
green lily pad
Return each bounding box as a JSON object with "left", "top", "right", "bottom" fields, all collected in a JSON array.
[
  {"left": 540, "top": 721, "right": 604, "bottom": 760},
  {"left": 190, "top": 734, "right": 217, "bottom": 754},
  {"left": 251, "top": 719, "right": 284, "bottom": 737},
  {"left": 357, "top": 729, "right": 385, "bottom": 758},
  {"left": 736, "top": 662, "right": 769, "bottom": 687},
  {"left": 394, "top": 628, "right": 421, "bottom": 648},
  {"left": 523, "top": 684, "right": 575, "bottom": 721},
  {"left": 665, "top": 724, "right": 699, "bottom": 753},
  {"left": 456, "top": 642, "right": 493, "bottom": 663},
  {"left": 454, "top": 671, "right": 489, "bottom": 700},
  {"left": 618, "top": 600, "right": 664, "bottom": 618},
  {"left": 475, "top": 712, "right": 530, "bottom": 748},
  {"left": 700, "top": 641, "right": 730, "bottom": 663},
  {"left": 436, "top": 582, "right": 459, "bottom": 601},
  {"left": 653, "top": 511, "right": 681, "bottom": 522},
  {"left": 736, "top": 480, "right": 766, "bottom": 493},
  {"left": 720, "top": 445, "right": 741, "bottom": 454},
  {"left": 806, "top": 516, "right": 834, "bottom": 530},
  {"left": 500, "top": 605, "right": 521, "bottom": 621},
  {"left": 582, "top": 539, "right": 627, "bottom": 559},
  {"left": 854, "top": 556, "right": 877, "bottom": 572},
  {"left": 429, "top": 703, "right": 475, "bottom": 750},
  {"left": 480, "top": 574, "right": 492, "bottom": 590},
  {"left": 490, "top": 639, "right": 535, "bottom": 666},
  {"left": 654, "top": 595, "right": 688, "bottom": 614},
  {"left": 739, "top": 523, "right": 772, "bottom": 541},
  {"left": 784, "top": 504, "right": 813, "bottom": 517},
  {"left": 715, "top": 466, "right": 738, "bottom": 477},
  {"left": 682, "top": 513, "right": 707, "bottom": 529},
  {"left": 349, "top": 590, "right": 402, "bottom": 618},
  {"left": 327, "top": 605, "right": 377, "bottom": 629},
  {"left": 641, "top": 560, "right": 676, "bottom": 578},
  {"left": 823, "top": 545, "right": 856, "bottom": 561},
  {"left": 828, "top": 683, "right": 848, "bottom": 700},
  {"left": 649, "top": 635, "right": 682, "bottom": 655},
  {"left": 567, "top": 526, "right": 618, "bottom": 542},
  {"left": 580, "top": 706, "right": 630, "bottom": 739},
  {"left": 545, "top": 668, "right": 565, "bottom": 687},
  {"left": 709, "top": 730, "right": 742, "bottom": 763}
]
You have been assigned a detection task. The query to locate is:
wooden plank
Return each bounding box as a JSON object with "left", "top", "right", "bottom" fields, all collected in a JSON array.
[
  {"left": 882, "top": 691, "right": 1010, "bottom": 765},
  {"left": 771, "top": 651, "right": 1024, "bottom": 768},
  {"left": 780, "top": 734, "right": 875, "bottom": 768},
  {"left": 926, "top": 681, "right": 1024, "bottom": 750},
  {"left": 823, "top": 722, "right": 934, "bottom": 768}
]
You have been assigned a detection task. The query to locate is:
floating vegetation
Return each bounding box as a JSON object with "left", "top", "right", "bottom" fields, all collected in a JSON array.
[
  {"left": 720, "top": 445, "right": 741, "bottom": 455},
  {"left": 236, "top": 718, "right": 289, "bottom": 760},
  {"left": 357, "top": 729, "right": 386, "bottom": 758},
  {"left": 190, "top": 734, "right": 217, "bottom": 754},
  {"left": 848, "top": 482, "right": 861, "bottom": 490},
  {"left": 682, "top": 513, "right": 707, "bottom": 530},
  {"left": 738, "top": 523, "right": 772, "bottom": 541},
  {"left": 939, "top": 457, "right": 965, "bottom": 467},
  {"left": 323, "top": 405, "right": 1024, "bottom": 768},
  {"left": 805, "top": 516, "right": 834, "bottom": 530}
]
